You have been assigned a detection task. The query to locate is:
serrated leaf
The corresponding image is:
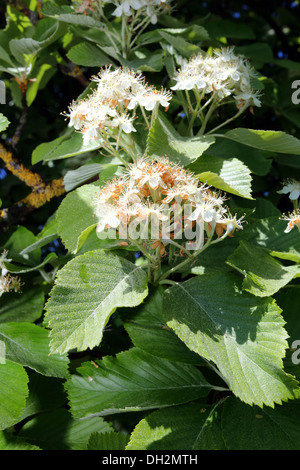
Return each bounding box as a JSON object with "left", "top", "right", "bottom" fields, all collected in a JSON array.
[
  {"left": 56, "top": 183, "right": 100, "bottom": 253},
  {"left": 0, "top": 323, "right": 69, "bottom": 378},
  {"left": 146, "top": 112, "right": 215, "bottom": 166},
  {"left": 126, "top": 402, "right": 226, "bottom": 450},
  {"left": 123, "top": 289, "right": 204, "bottom": 365},
  {"left": 222, "top": 396, "right": 300, "bottom": 450},
  {"left": 227, "top": 241, "right": 300, "bottom": 297},
  {"left": 45, "top": 250, "right": 148, "bottom": 354},
  {"left": 224, "top": 128, "right": 300, "bottom": 155},
  {"left": 65, "top": 348, "right": 211, "bottom": 418},
  {"left": 0, "top": 431, "right": 41, "bottom": 450},
  {"left": 87, "top": 432, "right": 129, "bottom": 450},
  {"left": 163, "top": 271, "right": 300, "bottom": 408},
  {"left": 0, "top": 362, "right": 29, "bottom": 430},
  {"left": 194, "top": 156, "right": 253, "bottom": 199}
]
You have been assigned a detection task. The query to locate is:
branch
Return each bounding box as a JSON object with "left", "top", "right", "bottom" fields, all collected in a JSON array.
[{"left": 0, "top": 143, "right": 65, "bottom": 231}]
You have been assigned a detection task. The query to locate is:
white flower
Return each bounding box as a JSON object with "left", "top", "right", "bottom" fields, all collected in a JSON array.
[
  {"left": 111, "top": 114, "right": 136, "bottom": 133},
  {"left": 278, "top": 179, "right": 300, "bottom": 201},
  {"left": 282, "top": 210, "right": 300, "bottom": 233},
  {"left": 138, "top": 88, "right": 172, "bottom": 111},
  {"left": 96, "top": 203, "right": 121, "bottom": 233},
  {"left": 221, "top": 214, "right": 244, "bottom": 234},
  {"left": 188, "top": 201, "right": 219, "bottom": 224},
  {"left": 81, "top": 125, "right": 101, "bottom": 146}
]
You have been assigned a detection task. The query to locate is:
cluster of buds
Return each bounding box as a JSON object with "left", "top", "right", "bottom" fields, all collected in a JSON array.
[
  {"left": 0, "top": 273, "right": 22, "bottom": 297},
  {"left": 64, "top": 67, "right": 172, "bottom": 146},
  {"left": 95, "top": 156, "right": 244, "bottom": 259},
  {"left": 0, "top": 250, "right": 22, "bottom": 297},
  {"left": 171, "top": 47, "right": 261, "bottom": 109}
]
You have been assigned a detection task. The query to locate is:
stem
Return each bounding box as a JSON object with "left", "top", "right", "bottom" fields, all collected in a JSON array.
[
  {"left": 103, "top": 134, "right": 129, "bottom": 167},
  {"left": 130, "top": 16, "right": 152, "bottom": 50},
  {"left": 158, "top": 234, "right": 214, "bottom": 282},
  {"left": 140, "top": 105, "right": 150, "bottom": 129},
  {"left": 197, "top": 93, "right": 218, "bottom": 136},
  {"left": 205, "top": 103, "right": 248, "bottom": 135},
  {"left": 128, "top": 239, "right": 157, "bottom": 264}
]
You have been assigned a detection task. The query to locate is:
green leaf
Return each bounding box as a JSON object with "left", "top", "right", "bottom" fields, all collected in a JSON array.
[
  {"left": 236, "top": 216, "right": 300, "bottom": 262},
  {"left": 0, "top": 114, "right": 10, "bottom": 132},
  {"left": 63, "top": 163, "right": 102, "bottom": 192},
  {"left": 197, "top": 136, "right": 272, "bottom": 176},
  {"left": 223, "top": 128, "right": 300, "bottom": 155},
  {"left": 118, "top": 50, "right": 164, "bottom": 72},
  {"left": 9, "top": 38, "right": 40, "bottom": 65},
  {"left": 87, "top": 432, "right": 129, "bottom": 450},
  {"left": 26, "top": 63, "right": 56, "bottom": 107},
  {"left": 205, "top": 18, "right": 255, "bottom": 39},
  {"left": 163, "top": 271, "right": 300, "bottom": 407},
  {"left": 227, "top": 241, "right": 300, "bottom": 297},
  {"left": 41, "top": 3, "right": 104, "bottom": 29},
  {"left": 3, "top": 226, "right": 41, "bottom": 266},
  {"left": 222, "top": 396, "right": 300, "bottom": 450},
  {"left": 0, "top": 323, "right": 69, "bottom": 378},
  {"left": 0, "top": 362, "right": 29, "bottom": 430},
  {"left": 32, "top": 18, "right": 66, "bottom": 48},
  {"left": 45, "top": 250, "right": 148, "bottom": 354},
  {"left": 146, "top": 112, "right": 215, "bottom": 166},
  {"left": 0, "top": 431, "right": 41, "bottom": 450},
  {"left": 18, "top": 408, "right": 112, "bottom": 450},
  {"left": 31, "top": 130, "right": 101, "bottom": 165},
  {"left": 56, "top": 182, "right": 100, "bottom": 253},
  {"left": 20, "top": 218, "right": 58, "bottom": 255},
  {"left": 235, "top": 42, "right": 273, "bottom": 65},
  {"left": 126, "top": 402, "right": 226, "bottom": 450},
  {"left": 3, "top": 252, "right": 57, "bottom": 274},
  {"left": 123, "top": 289, "right": 204, "bottom": 365},
  {"left": 67, "top": 41, "right": 111, "bottom": 67},
  {"left": 65, "top": 348, "right": 211, "bottom": 418},
  {"left": 158, "top": 30, "right": 201, "bottom": 59},
  {"left": 0, "top": 285, "right": 45, "bottom": 324},
  {"left": 194, "top": 155, "right": 253, "bottom": 199},
  {"left": 19, "top": 371, "right": 66, "bottom": 422}
]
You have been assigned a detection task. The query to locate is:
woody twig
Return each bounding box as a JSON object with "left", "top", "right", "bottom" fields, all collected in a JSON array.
[{"left": 0, "top": 143, "right": 65, "bottom": 231}]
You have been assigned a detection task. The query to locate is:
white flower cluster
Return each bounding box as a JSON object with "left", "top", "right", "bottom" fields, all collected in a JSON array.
[
  {"left": 171, "top": 47, "right": 261, "bottom": 108},
  {"left": 65, "top": 67, "right": 172, "bottom": 146},
  {"left": 108, "top": 0, "right": 172, "bottom": 24},
  {"left": 95, "top": 156, "right": 244, "bottom": 251}
]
